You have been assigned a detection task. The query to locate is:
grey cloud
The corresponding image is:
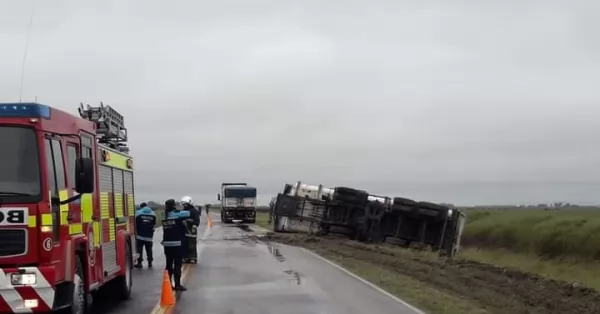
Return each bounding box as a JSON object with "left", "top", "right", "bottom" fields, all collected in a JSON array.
[{"left": 2, "top": 0, "right": 600, "bottom": 205}]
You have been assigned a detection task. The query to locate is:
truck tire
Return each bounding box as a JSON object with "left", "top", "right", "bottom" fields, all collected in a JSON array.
[
  {"left": 68, "top": 256, "right": 89, "bottom": 314},
  {"left": 416, "top": 201, "right": 446, "bottom": 211},
  {"left": 115, "top": 243, "right": 132, "bottom": 300},
  {"left": 393, "top": 197, "right": 417, "bottom": 206},
  {"left": 334, "top": 187, "right": 368, "bottom": 204},
  {"left": 416, "top": 201, "right": 448, "bottom": 217}
]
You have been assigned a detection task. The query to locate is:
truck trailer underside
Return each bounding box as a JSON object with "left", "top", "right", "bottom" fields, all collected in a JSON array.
[{"left": 272, "top": 184, "right": 466, "bottom": 258}]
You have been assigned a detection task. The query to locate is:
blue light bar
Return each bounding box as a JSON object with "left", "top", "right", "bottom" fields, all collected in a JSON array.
[{"left": 0, "top": 103, "right": 51, "bottom": 119}]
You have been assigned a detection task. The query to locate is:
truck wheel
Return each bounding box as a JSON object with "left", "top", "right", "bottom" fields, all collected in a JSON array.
[
  {"left": 115, "top": 243, "right": 133, "bottom": 300},
  {"left": 69, "top": 256, "right": 89, "bottom": 314}
]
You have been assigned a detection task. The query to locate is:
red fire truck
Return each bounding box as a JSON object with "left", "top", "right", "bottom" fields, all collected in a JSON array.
[{"left": 0, "top": 102, "right": 138, "bottom": 313}]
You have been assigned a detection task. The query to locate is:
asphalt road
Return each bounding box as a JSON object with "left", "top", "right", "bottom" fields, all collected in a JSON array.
[
  {"left": 91, "top": 220, "right": 210, "bottom": 314},
  {"left": 96, "top": 213, "right": 424, "bottom": 314}
]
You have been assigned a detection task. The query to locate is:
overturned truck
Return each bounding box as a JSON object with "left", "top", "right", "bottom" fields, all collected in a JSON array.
[{"left": 271, "top": 182, "right": 466, "bottom": 257}]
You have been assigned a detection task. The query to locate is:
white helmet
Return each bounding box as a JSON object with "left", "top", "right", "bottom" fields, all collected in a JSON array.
[{"left": 181, "top": 196, "right": 193, "bottom": 205}]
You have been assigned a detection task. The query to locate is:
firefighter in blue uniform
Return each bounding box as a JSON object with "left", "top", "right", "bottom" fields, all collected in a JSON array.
[
  {"left": 134, "top": 202, "right": 156, "bottom": 268},
  {"left": 181, "top": 196, "right": 200, "bottom": 264},
  {"left": 161, "top": 199, "right": 190, "bottom": 291}
]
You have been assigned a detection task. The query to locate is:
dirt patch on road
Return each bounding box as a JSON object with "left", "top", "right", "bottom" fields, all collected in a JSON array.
[{"left": 264, "top": 232, "right": 600, "bottom": 314}]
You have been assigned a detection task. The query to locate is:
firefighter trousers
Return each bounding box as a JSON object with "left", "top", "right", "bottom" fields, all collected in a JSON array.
[
  {"left": 164, "top": 246, "right": 183, "bottom": 286},
  {"left": 136, "top": 240, "right": 153, "bottom": 264}
]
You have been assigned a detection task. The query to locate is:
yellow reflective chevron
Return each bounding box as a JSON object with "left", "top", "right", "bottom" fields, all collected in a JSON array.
[
  {"left": 100, "top": 192, "right": 109, "bottom": 219},
  {"left": 59, "top": 190, "right": 69, "bottom": 225},
  {"left": 108, "top": 218, "right": 116, "bottom": 241},
  {"left": 41, "top": 213, "right": 52, "bottom": 226},
  {"left": 93, "top": 221, "right": 101, "bottom": 248},
  {"left": 69, "top": 223, "right": 83, "bottom": 235},
  {"left": 81, "top": 193, "right": 93, "bottom": 223},
  {"left": 99, "top": 146, "right": 132, "bottom": 171},
  {"left": 28, "top": 216, "right": 36, "bottom": 228},
  {"left": 115, "top": 194, "right": 124, "bottom": 218}
]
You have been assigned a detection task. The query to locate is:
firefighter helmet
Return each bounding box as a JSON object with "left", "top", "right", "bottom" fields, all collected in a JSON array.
[{"left": 181, "top": 196, "right": 193, "bottom": 205}]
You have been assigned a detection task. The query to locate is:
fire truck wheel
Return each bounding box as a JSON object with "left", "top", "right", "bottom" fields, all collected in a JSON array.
[
  {"left": 70, "top": 256, "right": 88, "bottom": 314},
  {"left": 115, "top": 243, "right": 133, "bottom": 300}
]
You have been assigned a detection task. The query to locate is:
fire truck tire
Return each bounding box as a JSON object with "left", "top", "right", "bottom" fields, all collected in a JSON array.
[
  {"left": 115, "top": 243, "right": 133, "bottom": 300},
  {"left": 67, "top": 256, "right": 89, "bottom": 314}
]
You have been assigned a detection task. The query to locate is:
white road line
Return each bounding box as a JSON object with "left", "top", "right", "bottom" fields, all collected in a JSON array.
[{"left": 300, "top": 248, "right": 427, "bottom": 314}]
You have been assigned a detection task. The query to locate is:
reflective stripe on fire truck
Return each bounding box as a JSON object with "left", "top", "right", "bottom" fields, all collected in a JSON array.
[
  {"left": 0, "top": 267, "right": 55, "bottom": 313},
  {"left": 100, "top": 192, "right": 114, "bottom": 241},
  {"left": 41, "top": 214, "right": 52, "bottom": 226},
  {"left": 80, "top": 193, "right": 101, "bottom": 248},
  {"left": 55, "top": 189, "right": 84, "bottom": 236},
  {"left": 59, "top": 190, "right": 69, "bottom": 226},
  {"left": 99, "top": 148, "right": 135, "bottom": 237},
  {"left": 98, "top": 146, "right": 135, "bottom": 276}
]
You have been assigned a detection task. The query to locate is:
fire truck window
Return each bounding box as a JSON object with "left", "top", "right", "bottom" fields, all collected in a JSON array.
[
  {"left": 51, "top": 140, "right": 66, "bottom": 190},
  {"left": 81, "top": 135, "right": 93, "bottom": 159},
  {"left": 82, "top": 135, "right": 93, "bottom": 148},
  {"left": 84, "top": 147, "right": 93, "bottom": 159},
  {"left": 45, "top": 139, "right": 61, "bottom": 241},
  {"left": 67, "top": 145, "right": 78, "bottom": 189},
  {"left": 0, "top": 126, "right": 41, "bottom": 199},
  {"left": 44, "top": 139, "right": 57, "bottom": 197}
]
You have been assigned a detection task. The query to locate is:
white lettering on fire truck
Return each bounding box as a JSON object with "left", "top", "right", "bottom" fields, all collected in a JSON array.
[{"left": 0, "top": 208, "right": 28, "bottom": 226}]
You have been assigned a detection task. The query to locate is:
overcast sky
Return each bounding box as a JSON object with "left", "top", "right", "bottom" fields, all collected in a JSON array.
[{"left": 1, "top": 0, "right": 599, "bottom": 205}]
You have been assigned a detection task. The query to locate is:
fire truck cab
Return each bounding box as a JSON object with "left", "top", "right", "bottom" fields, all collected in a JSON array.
[{"left": 0, "top": 102, "right": 137, "bottom": 313}]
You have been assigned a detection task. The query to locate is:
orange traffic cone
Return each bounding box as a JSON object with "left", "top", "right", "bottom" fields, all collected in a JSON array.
[
  {"left": 208, "top": 216, "right": 213, "bottom": 228},
  {"left": 160, "top": 270, "right": 176, "bottom": 306}
]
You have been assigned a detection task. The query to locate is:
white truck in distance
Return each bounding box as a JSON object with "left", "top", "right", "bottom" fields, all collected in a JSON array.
[{"left": 217, "top": 183, "right": 257, "bottom": 223}]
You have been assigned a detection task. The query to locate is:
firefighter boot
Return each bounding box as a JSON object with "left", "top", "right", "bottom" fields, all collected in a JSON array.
[
  {"left": 173, "top": 276, "right": 187, "bottom": 291},
  {"left": 134, "top": 260, "right": 143, "bottom": 269}
]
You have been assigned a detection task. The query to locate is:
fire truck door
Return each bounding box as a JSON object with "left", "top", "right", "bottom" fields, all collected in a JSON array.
[{"left": 43, "top": 137, "right": 68, "bottom": 281}]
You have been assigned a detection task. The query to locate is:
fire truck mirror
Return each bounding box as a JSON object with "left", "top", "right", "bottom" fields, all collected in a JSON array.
[
  {"left": 75, "top": 157, "right": 95, "bottom": 194},
  {"left": 217, "top": 193, "right": 221, "bottom": 201}
]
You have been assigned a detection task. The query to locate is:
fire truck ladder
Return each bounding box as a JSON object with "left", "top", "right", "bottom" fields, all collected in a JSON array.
[{"left": 78, "top": 102, "right": 130, "bottom": 153}]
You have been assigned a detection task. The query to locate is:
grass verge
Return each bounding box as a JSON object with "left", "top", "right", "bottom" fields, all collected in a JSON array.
[{"left": 463, "top": 208, "right": 600, "bottom": 261}]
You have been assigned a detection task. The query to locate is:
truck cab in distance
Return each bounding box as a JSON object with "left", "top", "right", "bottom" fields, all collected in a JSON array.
[{"left": 217, "top": 183, "right": 257, "bottom": 223}]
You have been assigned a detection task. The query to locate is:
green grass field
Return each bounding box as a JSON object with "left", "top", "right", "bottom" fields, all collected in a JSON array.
[
  {"left": 462, "top": 208, "right": 600, "bottom": 261},
  {"left": 460, "top": 208, "right": 600, "bottom": 291}
]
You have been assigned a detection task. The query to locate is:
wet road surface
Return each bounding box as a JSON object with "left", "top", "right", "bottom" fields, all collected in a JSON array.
[
  {"left": 171, "top": 213, "right": 425, "bottom": 314},
  {"left": 91, "top": 220, "right": 209, "bottom": 314}
]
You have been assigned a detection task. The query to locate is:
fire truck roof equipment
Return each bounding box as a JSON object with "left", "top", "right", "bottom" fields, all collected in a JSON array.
[{"left": 78, "top": 101, "right": 130, "bottom": 153}]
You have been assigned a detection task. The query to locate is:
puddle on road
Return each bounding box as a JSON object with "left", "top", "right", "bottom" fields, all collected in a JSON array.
[
  {"left": 264, "top": 242, "right": 302, "bottom": 285},
  {"left": 267, "top": 243, "right": 286, "bottom": 262},
  {"left": 283, "top": 269, "right": 302, "bottom": 285}
]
